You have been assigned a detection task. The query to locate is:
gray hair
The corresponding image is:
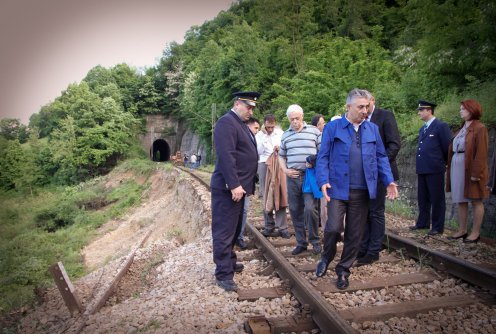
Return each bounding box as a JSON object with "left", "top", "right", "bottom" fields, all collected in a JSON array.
[
  {"left": 286, "top": 104, "right": 304, "bottom": 117},
  {"left": 346, "top": 88, "right": 370, "bottom": 105}
]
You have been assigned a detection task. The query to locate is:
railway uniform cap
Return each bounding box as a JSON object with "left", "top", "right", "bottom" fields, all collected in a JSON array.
[
  {"left": 233, "top": 91, "right": 261, "bottom": 107},
  {"left": 416, "top": 100, "right": 437, "bottom": 111}
]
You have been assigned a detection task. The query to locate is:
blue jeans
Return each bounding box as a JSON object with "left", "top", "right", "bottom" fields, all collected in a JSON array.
[{"left": 286, "top": 175, "right": 319, "bottom": 248}]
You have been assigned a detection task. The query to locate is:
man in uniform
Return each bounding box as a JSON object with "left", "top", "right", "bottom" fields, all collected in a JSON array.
[
  {"left": 410, "top": 100, "right": 451, "bottom": 235},
  {"left": 211, "top": 91, "right": 260, "bottom": 292}
]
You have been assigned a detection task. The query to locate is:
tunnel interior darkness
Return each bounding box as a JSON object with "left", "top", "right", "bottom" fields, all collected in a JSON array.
[{"left": 151, "top": 139, "right": 170, "bottom": 161}]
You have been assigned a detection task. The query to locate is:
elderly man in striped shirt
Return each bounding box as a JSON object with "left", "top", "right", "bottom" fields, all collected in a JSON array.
[{"left": 278, "top": 104, "right": 322, "bottom": 255}]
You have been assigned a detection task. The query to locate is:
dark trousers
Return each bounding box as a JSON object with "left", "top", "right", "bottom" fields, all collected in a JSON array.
[
  {"left": 416, "top": 173, "right": 446, "bottom": 232},
  {"left": 359, "top": 181, "right": 386, "bottom": 257},
  {"left": 211, "top": 187, "right": 244, "bottom": 281},
  {"left": 287, "top": 175, "right": 319, "bottom": 248},
  {"left": 322, "top": 189, "right": 369, "bottom": 277}
]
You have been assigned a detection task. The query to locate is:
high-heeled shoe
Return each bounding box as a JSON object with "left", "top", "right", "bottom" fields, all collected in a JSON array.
[
  {"left": 447, "top": 233, "right": 468, "bottom": 240},
  {"left": 463, "top": 236, "right": 480, "bottom": 244}
]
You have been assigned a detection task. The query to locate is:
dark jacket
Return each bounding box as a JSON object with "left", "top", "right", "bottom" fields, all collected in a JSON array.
[
  {"left": 211, "top": 110, "right": 258, "bottom": 194},
  {"left": 416, "top": 118, "right": 451, "bottom": 174},
  {"left": 370, "top": 107, "right": 401, "bottom": 180},
  {"left": 446, "top": 120, "right": 489, "bottom": 199}
]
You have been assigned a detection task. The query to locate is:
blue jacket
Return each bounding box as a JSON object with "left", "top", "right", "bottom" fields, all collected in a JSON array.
[
  {"left": 416, "top": 118, "right": 451, "bottom": 175},
  {"left": 316, "top": 116, "right": 394, "bottom": 200},
  {"left": 303, "top": 167, "right": 323, "bottom": 198}
]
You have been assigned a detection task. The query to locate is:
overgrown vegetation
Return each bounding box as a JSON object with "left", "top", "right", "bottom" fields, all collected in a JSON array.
[{"left": 0, "top": 159, "right": 156, "bottom": 313}]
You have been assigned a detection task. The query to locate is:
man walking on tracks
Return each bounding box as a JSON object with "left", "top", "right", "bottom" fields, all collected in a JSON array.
[
  {"left": 357, "top": 91, "right": 401, "bottom": 266},
  {"left": 211, "top": 91, "right": 260, "bottom": 292},
  {"left": 315, "top": 88, "right": 398, "bottom": 290}
]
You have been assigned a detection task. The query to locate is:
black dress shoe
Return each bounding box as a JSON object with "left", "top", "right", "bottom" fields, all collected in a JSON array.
[
  {"left": 409, "top": 225, "right": 429, "bottom": 231},
  {"left": 355, "top": 254, "right": 379, "bottom": 266},
  {"left": 216, "top": 279, "right": 238, "bottom": 291},
  {"left": 427, "top": 230, "right": 442, "bottom": 236},
  {"left": 236, "top": 239, "right": 247, "bottom": 250},
  {"left": 262, "top": 228, "right": 275, "bottom": 237},
  {"left": 234, "top": 263, "right": 244, "bottom": 273},
  {"left": 336, "top": 274, "right": 349, "bottom": 290},
  {"left": 315, "top": 259, "right": 329, "bottom": 277},
  {"left": 291, "top": 246, "right": 307, "bottom": 255},
  {"left": 447, "top": 233, "right": 468, "bottom": 240},
  {"left": 463, "top": 236, "right": 480, "bottom": 244}
]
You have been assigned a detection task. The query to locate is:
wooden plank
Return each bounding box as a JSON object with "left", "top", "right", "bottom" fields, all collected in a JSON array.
[
  {"left": 338, "top": 295, "right": 477, "bottom": 322},
  {"left": 245, "top": 316, "right": 316, "bottom": 334},
  {"left": 296, "top": 255, "right": 401, "bottom": 273},
  {"left": 49, "top": 262, "right": 84, "bottom": 315},
  {"left": 85, "top": 229, "right": 152, "bottom": 314},
  {"left": 238, "top": 286, "right": 287, "bottom": 301},
  {"left": 244, "top": 316, "right": 271, "bottom": 334},
  {"left": 270, "top": 239, "right": 296, "bottom": 247},
  {"left": 316, "top": 271, "right": 438, "bottom": 293}
]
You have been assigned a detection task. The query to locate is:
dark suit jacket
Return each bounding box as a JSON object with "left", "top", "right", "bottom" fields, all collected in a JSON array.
[
  {"left": 211, "top": 110, "right": 258, "bottom": 194},
  {"left": 370, "top": 107, "right": 401, "bottom": 180},
  {"left": 416, "top": 118, "right": 451, "bottom": 174}
]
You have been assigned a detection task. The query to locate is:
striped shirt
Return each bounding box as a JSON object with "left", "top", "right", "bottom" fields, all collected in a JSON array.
[{"left": 280, "top": 123, "right": 321, "bottom": 170}]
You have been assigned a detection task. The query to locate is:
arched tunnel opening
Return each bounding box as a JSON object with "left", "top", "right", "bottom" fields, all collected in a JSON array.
[{"left": 151, "top": 139, "right": 171, "bottom": 162}]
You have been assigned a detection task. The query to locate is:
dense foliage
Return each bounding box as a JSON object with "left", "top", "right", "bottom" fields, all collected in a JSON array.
[
  {"left": 1, "top": 0, "right": 495, "bottom": 191},
  {"left": 0, "top": 0, "right": 495, "bottom": 314}
]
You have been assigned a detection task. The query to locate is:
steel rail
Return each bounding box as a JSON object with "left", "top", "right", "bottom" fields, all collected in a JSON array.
[
  {"left": 384, "top": 231, "right": 496, "bottom": 293},
  {"left": 246, "top": 223, "right": 357, "bottom": 334}
]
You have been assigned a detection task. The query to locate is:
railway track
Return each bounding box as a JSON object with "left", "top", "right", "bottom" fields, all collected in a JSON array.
[{"left": 179, "top": 166, "right": 496, "bottom": 333}]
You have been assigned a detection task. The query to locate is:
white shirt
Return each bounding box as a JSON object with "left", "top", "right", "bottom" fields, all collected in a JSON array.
[{"left": 255, "top": 126, "right": 283, "bottom": 163}]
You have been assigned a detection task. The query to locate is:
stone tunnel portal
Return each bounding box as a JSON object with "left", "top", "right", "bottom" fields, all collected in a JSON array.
[{"left": 151, "top": 139, "right": 171, "bottom": 162}]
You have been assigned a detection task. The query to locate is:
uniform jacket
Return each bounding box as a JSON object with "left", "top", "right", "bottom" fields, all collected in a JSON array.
[
  {"left": 211, "top": 110, "right": 258, "bottom": 194},
  {"left": 264, "top": 151, "right": 288, "bottom": 212},
  {"left": 415, "top": 118, "right": 451, "bottom": 174},
  {"left": 446, "top": 120, "right": 489, "bottom": 199},
  {"left": 370, "top": 107, "right": 401, "bottom": 180},
  {"left": 316, "top": 116, "right": 394, "bottom": 201}
]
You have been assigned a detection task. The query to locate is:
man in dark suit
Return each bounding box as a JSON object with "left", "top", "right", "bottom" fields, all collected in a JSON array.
[
  {"left": 211, "top": 91, "right": 260, "bottom": 292},
  {"left": 410, "top": 100, "right": 451, "bottom": 235},
  {"left": 357, "top": 92, "right": 401, "bottom": 265}
]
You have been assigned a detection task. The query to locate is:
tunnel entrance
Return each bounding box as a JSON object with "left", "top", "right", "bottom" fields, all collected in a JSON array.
[{"left": 151, "top": 139, "right": 171, "bottom": 162}]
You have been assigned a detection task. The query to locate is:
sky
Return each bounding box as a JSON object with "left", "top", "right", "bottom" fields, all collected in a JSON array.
[{"left": 0, "top": 0, "right": 234, "bottom": 124}]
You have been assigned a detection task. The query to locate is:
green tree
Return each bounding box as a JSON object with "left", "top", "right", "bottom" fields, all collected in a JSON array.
[
  {"left": 0, "top": 118, "right": 29, "bottom": 143},
  {"left": 0, "top": 140, "right": 23, "bottom": 190}
]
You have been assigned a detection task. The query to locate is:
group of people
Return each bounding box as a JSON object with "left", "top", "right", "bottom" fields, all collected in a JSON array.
[
  {"left": 410, "top": 99, "right": 490, "bottom": 244},
  {"left": 210, "top": 89, "right": 491, "bottom": 292},
  {"left": 183, "top": 153, "right": 201, "bottom": 169}
]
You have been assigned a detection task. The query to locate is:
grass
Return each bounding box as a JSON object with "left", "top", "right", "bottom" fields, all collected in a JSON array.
[
  {"left": 385, "top": 198, "right": 416, "bottom": 220},
  {"left": 0, "top": 158, "right": 157, "bottom": 314}
]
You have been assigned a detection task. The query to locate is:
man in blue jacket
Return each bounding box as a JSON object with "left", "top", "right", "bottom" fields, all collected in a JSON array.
[
  {"left": 211, "top": 91, "right": 260, "bottom": 292},
  {"left": 410, "top": 100, "right": 451, "bottom": 235},
  {"left": 315, "top": 88, "right": 398, "bottom": 290}
]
